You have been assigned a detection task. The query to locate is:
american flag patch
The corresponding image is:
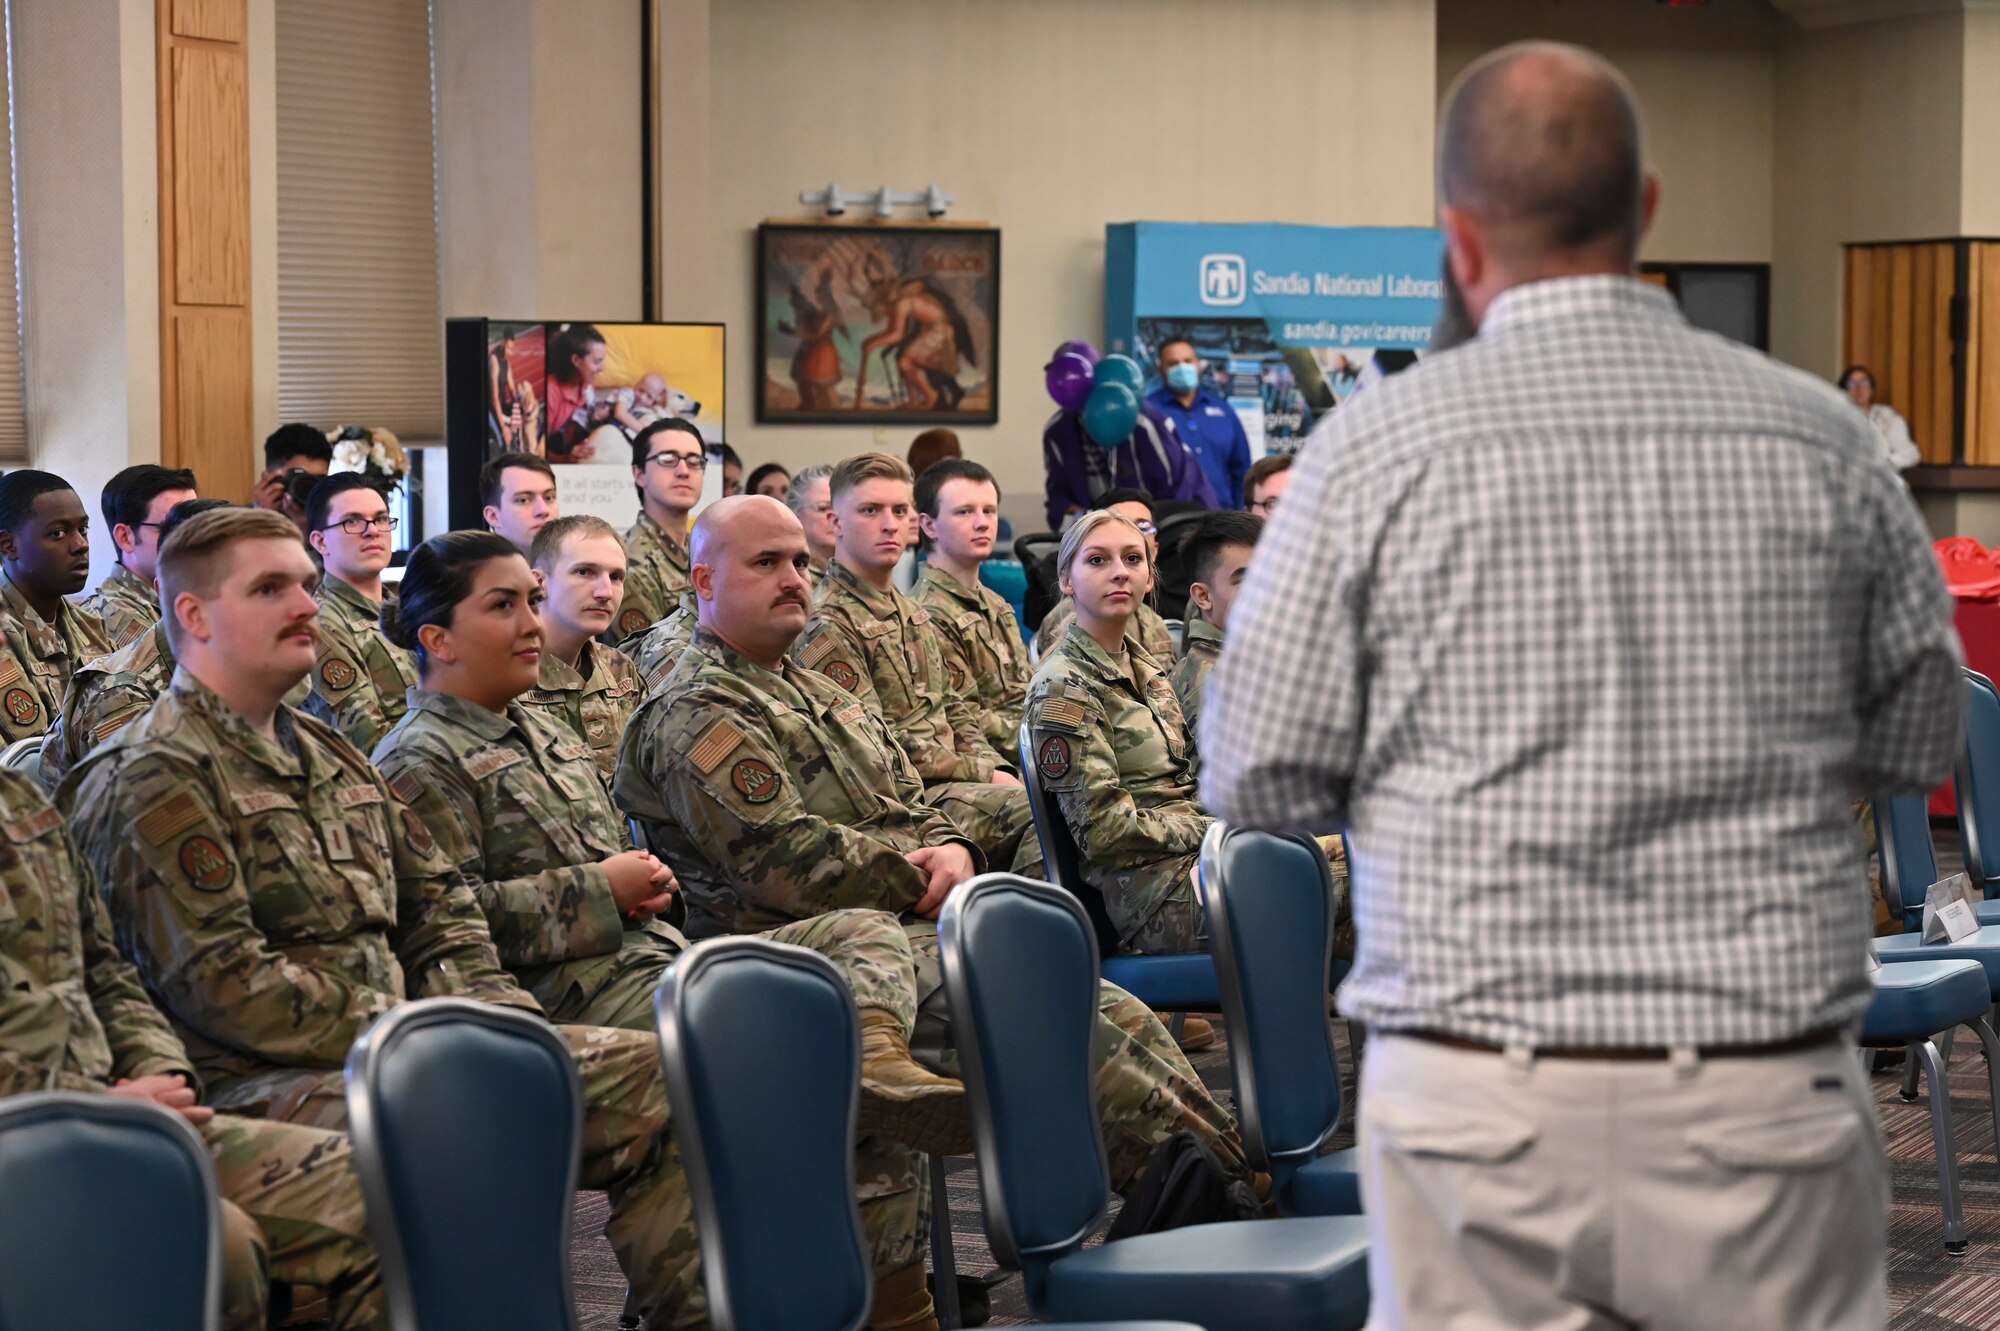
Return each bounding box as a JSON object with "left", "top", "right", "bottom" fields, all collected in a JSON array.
[
  {"left": 797, "top": 633, "right": 836, "bottom": 667},
  {"left": 1038, "top": 698, "right": 1087, "bottom": 731},
  {"left": 137, "top": 791, "right": 204, "bottom": 846},
  {"left": 687, "top": 720, "right": 745, "bottom": 774}
]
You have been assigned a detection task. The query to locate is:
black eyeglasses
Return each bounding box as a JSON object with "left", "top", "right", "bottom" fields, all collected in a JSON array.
[
  {"left": 644, "top": 450, "right": 707, "bottom": 472},
  {"left": 322, "top": 515, "right": 399, "bottom": 536}
]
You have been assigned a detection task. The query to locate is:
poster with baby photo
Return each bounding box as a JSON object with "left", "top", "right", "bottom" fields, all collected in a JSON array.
[{"left": 448, "top": 318, "right": 727, "bottom": 532}]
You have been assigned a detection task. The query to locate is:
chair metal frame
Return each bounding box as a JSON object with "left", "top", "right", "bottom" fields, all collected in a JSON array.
[
  {"left": 937, "top": 872, "right": 1113, "bottom": 1276},
  {"left": 1197, "top": 823, "right": 1341, "bottom": 1177},
  {"left": 344, "top": 997, "right": 585, "bottom": 1331},
  {"left": 0, "top": 1090, "right": 223, "bottom": 1331},
  {"left": 653, "top": 938, "right": 871, "bottom": 1331},
  {"left": 1957, "top": 668, "right": 2000, "bottom": 898}
]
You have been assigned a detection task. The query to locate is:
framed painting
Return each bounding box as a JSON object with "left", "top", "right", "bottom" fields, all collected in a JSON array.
[{"left": 756, "top": 223, "right": 1000, "bottom": 425}]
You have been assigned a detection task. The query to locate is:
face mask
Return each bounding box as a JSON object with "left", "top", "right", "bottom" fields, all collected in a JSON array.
[{"left": 1164, "top": 363, "right": 1200, "bottom": 394}]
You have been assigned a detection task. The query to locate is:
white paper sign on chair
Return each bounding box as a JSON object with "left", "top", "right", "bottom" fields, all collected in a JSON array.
[{"left": 1921, "top": 872, "right": 1983, "bottom": 944}]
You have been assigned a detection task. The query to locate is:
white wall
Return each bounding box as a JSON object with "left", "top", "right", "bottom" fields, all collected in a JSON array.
[
  {"left": 674, "top": 0, "right": 1440, "bottom": 531},
  {"left": 1438, "top": 0, "right": 1781, "bottom": 265}
]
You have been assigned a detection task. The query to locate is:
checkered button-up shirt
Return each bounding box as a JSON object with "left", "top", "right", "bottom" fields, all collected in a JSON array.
[{"left": 1201, "top": 275, "right": 1963, "bottom": 1048}]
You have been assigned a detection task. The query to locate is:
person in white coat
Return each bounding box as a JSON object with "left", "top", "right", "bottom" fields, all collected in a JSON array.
[{"left": 1841, "top": 364, "right": 1921, "bottom": 470}]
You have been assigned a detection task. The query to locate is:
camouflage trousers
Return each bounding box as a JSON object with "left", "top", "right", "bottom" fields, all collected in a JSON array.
[
  {"left": 924, "top": 781, "right": 1044, "bottom": 876},
  {"left": 562, "top": 908, "right": 934, "bottom": 1285},
  {"left": 208, "top": 1025, "right": 707, "bottom": 1331},
  {"left": 1118, "top": 833, "right": 1350, "bottom": 959},
  {"left": 205, "top": 1113, "right": 386, "bottom": 1331}
]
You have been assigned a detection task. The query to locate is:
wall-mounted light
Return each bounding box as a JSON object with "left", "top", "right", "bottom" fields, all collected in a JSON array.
[{"left": 798, "top": 183, "right": 955, "bottom": 220}]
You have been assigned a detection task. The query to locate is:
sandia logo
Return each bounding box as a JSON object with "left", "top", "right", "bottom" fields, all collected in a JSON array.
[{"left": 1198, "top": 254, "right": 1247, "bottom": 306}]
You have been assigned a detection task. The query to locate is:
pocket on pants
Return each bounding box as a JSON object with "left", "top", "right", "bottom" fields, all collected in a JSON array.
[
  {"left": 1683, "top": 1105, "right": 1864, "bottom": 1172},
  {"left": 1370, "top": 1097, "right": 1539, "bottom": 1165}
]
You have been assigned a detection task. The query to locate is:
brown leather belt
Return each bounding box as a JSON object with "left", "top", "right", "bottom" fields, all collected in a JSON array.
[{"left": 1401, "top": 1026, "right": 1845, "bottom": 1062}]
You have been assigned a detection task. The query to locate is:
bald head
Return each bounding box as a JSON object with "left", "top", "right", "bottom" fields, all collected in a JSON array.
[
  {"left": 688, "top": 494, "right": 814, "bottom": 666},
  {"left": 1439, "top": 42, "right": 1648, "bottom": 269}
]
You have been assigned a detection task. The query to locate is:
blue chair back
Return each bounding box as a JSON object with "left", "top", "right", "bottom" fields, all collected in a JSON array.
[
  {"left": 345, "top": 998, "right": 583, "bottom": 1331},
  {"left": 938, "top": 874, "right": 1110, "bottom": 1302},
  {"left": 1958, "top": 669, "right": 2000, "bottom": 896},
  {"left": 1020, "top": 722, "right": 1123, "bottom": 954},
  {"left": 0, "top": 1092, "right": 220, "bottom": 1331},
  {"left": 654, "top": 939, "right": 871, "bottom": 1331},
  {"left": 1199, "top": 825, "right": 1342, "bottom": 1183},
  {"left": 1877, "top": 793, "right": 1941, "bottom": 933}
]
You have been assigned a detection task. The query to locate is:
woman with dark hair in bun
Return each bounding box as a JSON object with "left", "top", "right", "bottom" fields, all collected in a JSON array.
[{"left": 369, "top": 531, "right": 970, "bottom": 1156}]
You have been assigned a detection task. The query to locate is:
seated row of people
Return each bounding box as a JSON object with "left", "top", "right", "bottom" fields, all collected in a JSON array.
[{"left": 0, "top": 463, "right": 1261, "bottom": 1329}]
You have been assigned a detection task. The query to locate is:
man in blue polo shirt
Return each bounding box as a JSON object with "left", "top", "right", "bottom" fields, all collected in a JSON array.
[{"left": 1146, "top": 337, "right": 1252, "bottom": 507}]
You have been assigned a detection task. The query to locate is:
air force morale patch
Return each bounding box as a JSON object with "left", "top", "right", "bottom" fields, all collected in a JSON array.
[
  {"left": 1037, "top": 734, "right": 1072, "bottom": 781},
  {"left": 731, "top": 758, "right": 779, "bottom": 804},
  {"left": 825, "top": 660, "right": 861, "bottom": 692},
  {"left": 619, "top": 608, "right": 650, "bottom": 638},
  {"left": 319, "top": 657, "right": 357, "bottom": 691},
  {"left": 178, "top": 835, "right": 235, "bottom": 892},
  {"left": 2, "top": 688, "right": 37, "bottom": 728}
]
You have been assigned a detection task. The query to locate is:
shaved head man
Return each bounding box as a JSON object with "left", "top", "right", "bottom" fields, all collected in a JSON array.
[
  {"left": 687, "top": 495, "right": 815, "bottom": 668},
  {"left": 1205, "top": 40, "right": 1960, "bottom": 1331},
  {"left": 1436, "top": 42, "right": 1656, "bottom": 331}
]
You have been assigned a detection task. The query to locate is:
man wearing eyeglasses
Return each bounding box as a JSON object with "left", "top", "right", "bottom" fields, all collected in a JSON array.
[
  {"left": 618, "top": 418, "right": 703, "bottom": 643},
  {"left": 1242, "top": 452, "right": 1292, "bottom": 518},
  {"left": 302, "top": 475, "right": 415, "bottom": 755},
  {"left": 88, "top": 464, "right": 198, "bottom": 648}
]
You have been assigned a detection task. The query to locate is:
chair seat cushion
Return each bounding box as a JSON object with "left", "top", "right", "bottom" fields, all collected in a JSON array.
[
  {"left": 1978, "top": 899, "right": 2000, "bottom": 926},
  {"left": 1860, "top": 958, "right": 1991, "bottom": 1042},
  {"left": 1280, "top": 1148, "right": 1364, "bottom": 1217},
  {"left": 1044, "top": 1215, "right": 1370, "bottom": 1331},
  {"left": 1874, "top": 929, "right": 2000, "bottom": 990},
  {"left": 1101, "top": 954, "right": 1220, "bottom": 1013}
]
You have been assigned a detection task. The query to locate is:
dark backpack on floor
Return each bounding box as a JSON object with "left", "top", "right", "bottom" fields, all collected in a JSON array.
[{"left": 1106, "top": 1131, "right": 1263, "bottom": 1239}]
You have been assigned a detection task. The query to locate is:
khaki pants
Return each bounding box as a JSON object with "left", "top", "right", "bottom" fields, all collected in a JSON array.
[{"left": 1358, "top": 1032, "right": 1887, "bottom": 1331}]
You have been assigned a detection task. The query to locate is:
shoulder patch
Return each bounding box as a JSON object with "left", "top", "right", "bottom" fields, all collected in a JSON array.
[
  {"left": 338, "top": 783, "right": 384, "bottom": 808},
  {"left": 687, "top": 719, "right": 745, "bottom": 774},
  {"left": 797, "top": 632, "right": 837, "bottom": 668},
  {"left": 1037, "top": 697, "right": 1088, "bottom": 732},
  {"left": 1036, "top": 734, "right": 1073, "bottom": 782},
  {"left": 0, "top": 656, "right": 21, "bottom": 686},
  {"left": 387, "top": 772, "right": 423, "bottom": 805},
  {"left": 618, "top": 607, "right": 651, "bottom": 638},
  {"left": 2, "top": 689, "right": 38, "bottom": 728},
  {"left": 319, "top": 657, "right": 358, "bottom": 692},
  {"left": 3, "top": 805, "right": 61, "bottom": 843},
  {"left": 647, "top": 659, "right": 677, "bottom": 691},
  {"left": 463, "top": 748, "right": 526, "bottom": 781},
  {"left": 824, "top": 660, "right": 861, "bottom": 693},
  {"left": 176, "top": 835, "right": 235, "bottom": 892},
  {"left": 137, "top": 791, "right": 205, "bottom": 846},
  {"left": 91, "top": 708, "right": 145, "bottom": 743},
  {"left": 400, "top": 806, "right": 437, "bottom": 856},
  {"left": 730, "top": 757, "right": 780, "bottom": 804}
]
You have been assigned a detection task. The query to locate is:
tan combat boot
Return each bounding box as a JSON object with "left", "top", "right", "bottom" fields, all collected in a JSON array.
[
  {"left": 857, "top": 1009, "right": 976, "bottom": 1156},
  {"left": 869, "top": 1260, "right": 940, "bottom": 1330}
]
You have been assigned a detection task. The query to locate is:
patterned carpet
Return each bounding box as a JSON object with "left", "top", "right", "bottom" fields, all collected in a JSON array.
[{"left": 567, "top": 1013, "right": 2000, "bottom": 1330}]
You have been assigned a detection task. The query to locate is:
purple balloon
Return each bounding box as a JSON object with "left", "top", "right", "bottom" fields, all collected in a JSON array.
[
  {"left": 1054, "top": 339, "right": 1100, "bottom": 368},
  {"left": 1045, "top": 352, "right": 1095, "bottom": 413}
]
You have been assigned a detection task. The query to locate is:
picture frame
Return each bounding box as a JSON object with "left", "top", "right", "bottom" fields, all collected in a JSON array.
[{"left": 755, "top": 222, "right": 1000, "bottom": 425}]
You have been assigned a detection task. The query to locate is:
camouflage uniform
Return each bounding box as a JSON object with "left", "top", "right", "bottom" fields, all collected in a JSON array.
[
  {"left": 1035, "top": 594, "right": 1176, "bottom": 664},
  {"left": 0, "top": 766, "right": 384, "bottom": 1330},
  {"left": 372, "top": 686, "right": 935, "bottom": 1281},
  {"left": 83, "top": 564, "right": 159, "bottom": 649},
  {"left": 304, "top": 575, "right": 418, "bottom": 757},
  {"left": 614, "top": 626, "right": 1249, "bottom": 1200},
  {"left": 796, "top": 561, "right": 1038, "bottom": 872},
  {"left": 1029, "top": 622, "right": 1348, "bottom": 955},
  {"left": 619, "top": 511, "right": 691, "bottom": 644},
  {"left": 914, "top": 563, "right": 1030, "bottom": 752},
  {"left": 0, "top": 568, "right": 112, "bottom": 742},
  {"left": 807, "top": 553, "right": 829, "bottom": 589},
  {"left": 517, "top": 640, "right": 642, "bottom": 788},
  {"left": 44, "top": 626, "right": 312, "bottom": 797},
  {"left": 1169, "top": 617, "right": 1225, "bottom": 783},
  {"left": 67, "top": 670, "right": 713, "bottom": 1330},
  {"left": 622, "top": 591, "right": 698, "bottom": 693}
]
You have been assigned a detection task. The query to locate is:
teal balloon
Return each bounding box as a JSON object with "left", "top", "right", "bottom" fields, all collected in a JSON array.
[
  {"left": 1092, "top": 353, "right": 1146, "bottom": 396},
  {"left": 1081, "top": 382, "right": 1140, "bottom": 448}
]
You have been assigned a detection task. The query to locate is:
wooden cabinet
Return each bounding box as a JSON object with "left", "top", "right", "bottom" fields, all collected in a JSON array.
[{"left": 1844, "top": 239, "right": 2000, "bottom": 470}]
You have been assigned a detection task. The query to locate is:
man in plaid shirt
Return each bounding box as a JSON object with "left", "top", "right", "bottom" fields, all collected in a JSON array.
[{"left": 1203, "top": 41, "right": 1961, "bottom": 1331}]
